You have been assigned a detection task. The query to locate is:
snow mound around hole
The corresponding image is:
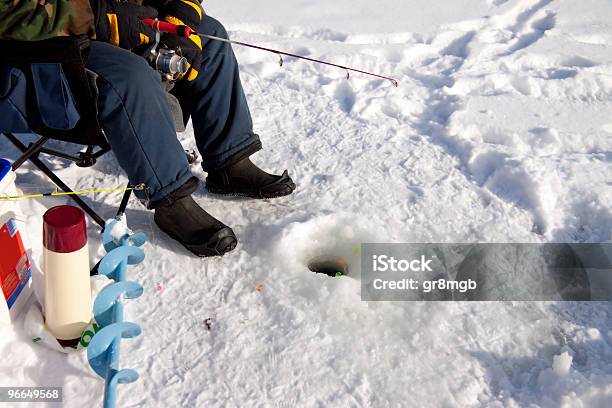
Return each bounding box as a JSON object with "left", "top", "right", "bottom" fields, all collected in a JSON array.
[{"left": 274, "top": 213, "right": 383, "bottom": 280}]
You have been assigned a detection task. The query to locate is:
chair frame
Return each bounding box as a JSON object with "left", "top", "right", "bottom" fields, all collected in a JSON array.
[{"left": 3, "top": 132, "right": 125, "bottom": 229}]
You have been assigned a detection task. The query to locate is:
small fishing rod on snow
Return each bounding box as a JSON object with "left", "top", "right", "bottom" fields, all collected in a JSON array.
[{"left": 143, "top": 19, "right": 399, "bottom": 87}]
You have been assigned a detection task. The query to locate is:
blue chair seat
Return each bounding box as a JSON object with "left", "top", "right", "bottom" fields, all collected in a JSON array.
[{"left": 0, "top": 63, "right": 80, "bottom": 134}]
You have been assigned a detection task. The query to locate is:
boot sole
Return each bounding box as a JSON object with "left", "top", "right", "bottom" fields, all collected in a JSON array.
[
  {"left": 205, "top": 185, "right": 295, "bottom": 199},
  {"left": 205, "top": 169, "right": 296, "bottom": 200},
  {"left": 156, "top": 220, "right": 238, "bottom": 258}
]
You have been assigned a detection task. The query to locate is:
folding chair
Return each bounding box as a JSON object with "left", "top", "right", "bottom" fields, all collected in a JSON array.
[{"left": 0, "top": 36, "right": 129, "bottom": 229}]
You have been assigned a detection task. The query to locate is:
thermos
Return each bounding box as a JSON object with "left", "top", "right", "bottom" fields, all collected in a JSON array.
[{"left": 43, "top": 205, "right": 91, "bottom": 346}]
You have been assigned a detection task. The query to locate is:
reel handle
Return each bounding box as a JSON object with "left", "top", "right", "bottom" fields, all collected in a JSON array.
[{"left": 143, "top": 18, "right": 192, "bottom": 38}]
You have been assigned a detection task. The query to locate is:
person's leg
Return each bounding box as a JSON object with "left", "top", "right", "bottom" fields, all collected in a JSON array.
[
  {"left": 172, "top": 15, "right": 296, "bottom": 198},
  {"left": 86, "top": 41, "right": 192, "bottom": 205},
  {"left": 86, "top": 42, "right": 236, "bottom": 256},
  {"left": 172, "top": 15, "right": 260, "bottom": 170}
]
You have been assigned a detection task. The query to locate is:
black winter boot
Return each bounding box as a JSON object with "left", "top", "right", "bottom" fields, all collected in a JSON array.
[
  {"left": 152, "top": 178, "right": 237, "bottom": 257},
  {"left": 205, "top": 157, "right": 296, "bottom": 199}
]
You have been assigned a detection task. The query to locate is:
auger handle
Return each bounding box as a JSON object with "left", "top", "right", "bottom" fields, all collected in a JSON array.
[{"left": 143, "top": 18, "right": 192, "bottom": 38}]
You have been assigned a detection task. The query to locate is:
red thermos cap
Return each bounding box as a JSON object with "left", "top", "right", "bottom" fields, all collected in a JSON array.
[{"left": 43, "top": 205, "right": 87, "bottom": 253}]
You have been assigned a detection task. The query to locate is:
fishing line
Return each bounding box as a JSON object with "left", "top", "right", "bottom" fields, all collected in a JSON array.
[{"left": 0, "top": 184, "right": 145, "bottom": 200}]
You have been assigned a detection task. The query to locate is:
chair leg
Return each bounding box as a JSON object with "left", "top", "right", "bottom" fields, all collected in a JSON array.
[
  {"left": 117, "top": 183, "right": 132, "bottom": 217},
  {"left": 8, "top": 134, "right": 50, "bottom": 170},
  {"left": 3, "top": 133, "right": 106, "bottom": 229}
]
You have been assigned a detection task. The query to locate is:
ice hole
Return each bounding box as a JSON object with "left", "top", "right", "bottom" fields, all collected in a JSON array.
[{"left": 308, "top": 257, "right": 349, "bottom": 277}]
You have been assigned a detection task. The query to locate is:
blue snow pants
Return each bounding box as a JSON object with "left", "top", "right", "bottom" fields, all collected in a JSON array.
[{"left": 86, "top": 15, "right": 261, "bottom": 206}]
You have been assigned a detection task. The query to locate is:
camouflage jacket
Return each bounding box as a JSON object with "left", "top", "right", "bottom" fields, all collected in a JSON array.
[
  {"left": 0, "top": 0, "right": 96, "bottom": 41},
  {"left": 0, "top": 1, "right": 199, "bottom": 42}
]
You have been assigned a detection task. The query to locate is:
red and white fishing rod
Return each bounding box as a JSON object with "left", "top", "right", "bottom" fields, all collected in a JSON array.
[{"left": 143, "top": 19, "right": 399, "bottom": 87}]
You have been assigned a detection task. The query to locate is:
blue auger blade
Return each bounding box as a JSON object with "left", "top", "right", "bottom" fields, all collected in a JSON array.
[
  {"left": 94, "top": 281, "right": 144, "bottom": 328},
  {"left": 103, "top": 369, "right": 140, "bottom": 408},
  {"left": 111, "top": 368, "right": 140, "bottom": 385},
  {"left": 102, "top": 219, "right": 122, "bottom": 252},
  {"left": 98, "top": 246, "right": 145, "bottom": 280},
  {"left": 102, "top": 220, "right": 147, "bottom": 252},
  {"left": 126, "top": 232, "right": 147, "bottom": 248},
  {"left": 87, "top": 322, "right": 142, "bottom": 379}
]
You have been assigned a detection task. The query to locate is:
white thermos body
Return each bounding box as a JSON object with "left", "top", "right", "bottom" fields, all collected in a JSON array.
[{"left": 43, "top": 205, "right": 92, "bottom": 346}]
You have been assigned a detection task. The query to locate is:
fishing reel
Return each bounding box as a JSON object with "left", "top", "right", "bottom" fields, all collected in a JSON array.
[
  {"left": 153, "top": 48, "right": 187, "bottom": 80},
  {"left": 143, "top": 29, "right": 189, "bottom": 81}
]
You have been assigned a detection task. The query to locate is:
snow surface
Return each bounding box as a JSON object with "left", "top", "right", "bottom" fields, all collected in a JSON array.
[{"left": 1, "top": 0, "right": 612, "bottom": 406}]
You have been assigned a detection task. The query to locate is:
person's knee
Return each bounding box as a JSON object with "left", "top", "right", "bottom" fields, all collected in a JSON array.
[
  {"left": 201, "top": 15, "right": 229, "bottom": 38},
  {"left": 88, "top": 42, "right": 160, "bottom": 95}
]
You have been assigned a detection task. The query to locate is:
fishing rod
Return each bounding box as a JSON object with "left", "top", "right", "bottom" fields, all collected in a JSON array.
[{"left": 143, "top": 19, "right": 399, "bottom": 86}]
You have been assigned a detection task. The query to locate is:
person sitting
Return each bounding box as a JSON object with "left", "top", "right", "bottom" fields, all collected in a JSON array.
[{"left": 0, "top": 0, "right": 296, "bottom": 257}]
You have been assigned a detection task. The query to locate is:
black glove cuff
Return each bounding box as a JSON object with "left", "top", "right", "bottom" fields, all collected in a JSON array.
[{"left": 92, "top": 0, "right": 111, "bottom": 42}]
